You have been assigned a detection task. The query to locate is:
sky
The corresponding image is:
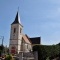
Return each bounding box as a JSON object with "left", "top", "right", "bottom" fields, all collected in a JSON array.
[{"left": 0, "top": 0, "right": 60, "bottom": 46}]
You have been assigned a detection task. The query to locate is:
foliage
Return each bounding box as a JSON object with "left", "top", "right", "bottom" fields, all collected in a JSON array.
[
  {"left": 0, "top": 45, "right": 4, "bottom": 51},
  {"left": 33, "top": 45, "right": 47, "bottom": 60},
  {"left": 5, "top": 54, "right": 13, "bottom": 60},
  {"left": 33, "top": 43, "right": 60, "bottom": 60},
  {"left": 0, "top": 50, "right": 2, "bottom": 56},
  {"left": 0, "top": 45, "right": 9, "bottom": 56},
  {"left": 0, "top": 45, "right": 4, "bottom": 56}
]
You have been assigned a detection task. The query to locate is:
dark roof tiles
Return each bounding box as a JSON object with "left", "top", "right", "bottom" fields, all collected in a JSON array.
[
  {"left": 12, "top": 12, "right": 20, "bottom": 24},
  {"left": 30, "top": 37, "right": 41, "bottom": 44}
]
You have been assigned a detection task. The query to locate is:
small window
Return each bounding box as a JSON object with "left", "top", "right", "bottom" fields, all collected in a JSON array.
[
  {"left": 20, "top": 28, "right": 22, "bottom": 33},
  {"left": 27, "top": 45, "right": 28, "bottom": 49},
  {"left": 14, "top": 28, "right": 16, "bottom": 33},
  {"left": 11, "top": 47, "right": 15, "bottom": 49},
  {"left": 25, "top": 44, "right": 28, "bottom": 49}
]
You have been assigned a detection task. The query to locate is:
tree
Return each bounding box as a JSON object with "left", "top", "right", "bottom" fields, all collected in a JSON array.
[
  {"left": 33, "top": 45, "right": 47, "bottom": 60},
  {"left": 33, "top": 44, "right": 60, "bottom": 60},
  {"left": 0, "top": 45, "right": 4, "bottom": 56}
]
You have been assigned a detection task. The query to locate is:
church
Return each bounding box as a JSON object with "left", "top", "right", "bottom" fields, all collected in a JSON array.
[{"left": 9, "top": 11, "right": 41, "bottom": 54}]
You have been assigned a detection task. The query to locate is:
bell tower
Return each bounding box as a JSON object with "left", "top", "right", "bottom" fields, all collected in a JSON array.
[{"left": 9, "top": 12, "right": 23, "bottom": 54}]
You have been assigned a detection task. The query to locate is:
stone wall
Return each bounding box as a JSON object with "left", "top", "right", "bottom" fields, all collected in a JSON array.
[{"left": 18, "top": 51, "right": 38, "bottom": 60}]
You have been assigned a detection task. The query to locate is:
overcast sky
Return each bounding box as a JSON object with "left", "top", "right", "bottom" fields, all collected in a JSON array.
[{"left": 0, "top": 0, "right": 60, "bottom": 46}]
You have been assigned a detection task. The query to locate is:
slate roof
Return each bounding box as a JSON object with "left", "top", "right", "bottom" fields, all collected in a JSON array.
[
  {"left": 12, "top": 12, "right": 20, "bottom": 24},
  {"left": 30, "top": 37, "right": 41, "bottom": 44},
  {"left": 23, "top": 34, "right": 41, "bottom": 44}
]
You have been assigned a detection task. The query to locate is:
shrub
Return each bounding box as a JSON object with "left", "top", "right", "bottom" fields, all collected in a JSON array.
[
  {"left": 5, "top": 54, "right": 12, "bottom": 60},
  {"left": 33, "top": 44, "right": 60, "bottom": 60}
]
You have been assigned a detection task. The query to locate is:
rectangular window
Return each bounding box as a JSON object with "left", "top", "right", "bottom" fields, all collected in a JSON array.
[
  {"left": 20, "top": 28, "right": 22, "bottom": 33},
  {"left": 14, "top": 28, "right": 16, "bottom": 33}
]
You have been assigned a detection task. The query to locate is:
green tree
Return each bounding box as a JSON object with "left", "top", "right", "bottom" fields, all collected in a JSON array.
[
  {"left": 33, "top": 45, "right": 47, "bottom": 60},
  {"left": 33, "top": 44, "right": 60, "bottom": 60}
]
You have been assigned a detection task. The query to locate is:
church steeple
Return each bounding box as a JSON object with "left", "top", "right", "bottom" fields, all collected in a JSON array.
[
  {"left": 12, "top": 12, "right": 21, "bottom": 24},
  {"left": 10, "top": 11, "right": 23, "bottom": 54}
]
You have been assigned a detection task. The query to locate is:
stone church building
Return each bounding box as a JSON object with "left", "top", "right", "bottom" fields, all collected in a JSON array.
[{"left": 9, "top": 11, "right": 41, "bottom": 55}]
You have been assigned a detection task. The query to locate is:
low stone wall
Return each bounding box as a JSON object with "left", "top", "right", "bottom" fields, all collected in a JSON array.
[{"left": 18, "top": 51, "right": 38, "bottom": 60}]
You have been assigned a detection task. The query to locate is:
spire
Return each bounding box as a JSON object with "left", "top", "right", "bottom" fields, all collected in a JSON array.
[{"left": 12, "top": 11, "right": 21, "bottom": 24}]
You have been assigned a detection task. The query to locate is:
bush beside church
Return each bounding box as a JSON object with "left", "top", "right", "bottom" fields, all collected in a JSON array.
[{"left": 33, "top": 43, "right": 60, "bottom": 60}]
